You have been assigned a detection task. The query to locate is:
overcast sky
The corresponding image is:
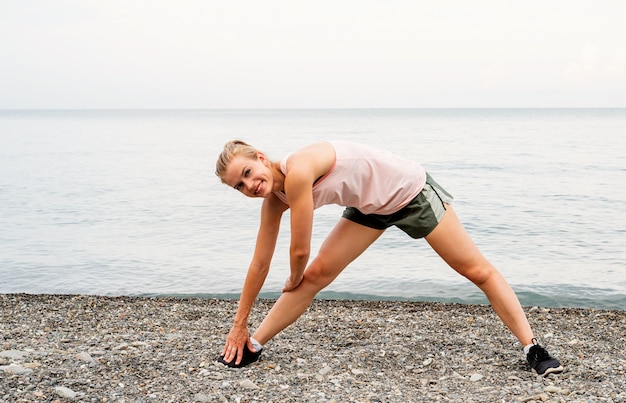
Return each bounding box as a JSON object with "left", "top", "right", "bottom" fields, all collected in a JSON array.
[{"left": 2, "top": 1, "right": 625, "bottom": 109}]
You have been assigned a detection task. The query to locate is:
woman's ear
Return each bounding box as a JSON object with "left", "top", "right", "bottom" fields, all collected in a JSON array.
[{"left": 257, "top": 151, "right": 268, "bottom": 165}]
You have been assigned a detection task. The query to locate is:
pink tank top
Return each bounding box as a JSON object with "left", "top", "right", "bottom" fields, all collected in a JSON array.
[{"left": 274, "top": 141, "right": 426, "bottom": 215}]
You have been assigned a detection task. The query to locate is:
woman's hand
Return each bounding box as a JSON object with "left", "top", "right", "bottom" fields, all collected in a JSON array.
[
  {"left": 220, "top": 324, "right": 256, "bottom": 366},
  {"left": 282, "top": 274, "right": 304, "bottom": 292}
]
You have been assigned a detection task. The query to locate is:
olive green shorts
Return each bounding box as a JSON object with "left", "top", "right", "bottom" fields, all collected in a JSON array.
[{"left": 341, "top": 173, "right": 453, "bottom": 239}]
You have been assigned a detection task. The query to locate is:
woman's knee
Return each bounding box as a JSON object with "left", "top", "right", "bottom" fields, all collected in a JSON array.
[
  {"left": 302, "top": 259, "right": 336, "bottom": 290},
  {"left": 457, "top": 261, "right": 496, "bottom": 286}
]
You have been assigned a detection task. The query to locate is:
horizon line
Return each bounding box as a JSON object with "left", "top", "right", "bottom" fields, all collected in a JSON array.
[{"left": 1, "top": 106, "right": 626, "bottom": 111}]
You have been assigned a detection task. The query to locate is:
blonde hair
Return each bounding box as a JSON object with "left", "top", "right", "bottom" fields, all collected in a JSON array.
[{"left": 215, "top": 140, "right": 260, "bottom": 182}]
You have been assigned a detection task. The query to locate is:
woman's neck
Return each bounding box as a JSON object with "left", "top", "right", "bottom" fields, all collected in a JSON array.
[{"left": 270, "top": 161, "right": 285, "bottom": 192}]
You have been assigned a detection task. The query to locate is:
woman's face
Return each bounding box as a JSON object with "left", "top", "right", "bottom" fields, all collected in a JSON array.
[{"left": 223, "top": 153, "right": 273, "bottom": 198}]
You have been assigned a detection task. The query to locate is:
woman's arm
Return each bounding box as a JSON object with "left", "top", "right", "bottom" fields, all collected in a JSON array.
[
  {"left": 282, "top": 170, "right": 314, "bottom": 291},
  {"left": 222, "top": 193, "right": 287, "bottom": 365},
  {"left": 282, "top": 142, "right": 335, "bottom": 291}
]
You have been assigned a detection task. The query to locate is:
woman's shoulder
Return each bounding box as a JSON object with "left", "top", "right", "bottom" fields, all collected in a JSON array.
[
  {"left": 295, "top": 141, "right": 335, "bottom": 154},
  {"left": 286, "top": 142, "right": 334, "bottom": 163},
  {"left": 283, "top": 142, "right": 336, "bottom": 178}
]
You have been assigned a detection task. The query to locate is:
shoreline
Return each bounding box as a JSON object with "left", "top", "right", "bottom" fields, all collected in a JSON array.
[
  {"left": 138, "top": 289, "right": 626, "bottom": 311},
  {"left": 1, "top": 294, "right": 625, "bottom": 402}
]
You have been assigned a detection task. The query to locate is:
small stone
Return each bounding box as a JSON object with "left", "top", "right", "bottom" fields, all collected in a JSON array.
[
  {"left": 239, "top": 379, "right": 258, "bottom": 390},
  {"left": 211, "top": 371, "right": 224, "bottom": 380},
  {"left": 194, "top": 393, "right": 213, "bottom": 402},
  {"left": 0, "top": 364, "right": 33, "bottom": 375},
  {"left": 423, "top": 358, "right": 433, "bottom": 366},
  {"left": 351, "top": 368, "right": 364, "bottom": 375},
  {"left": 518, "top": 394, "right": 540, "bottom": 402},
  {"left": 544, "top": 385, "right": 563, "bottom": 394},
  {"left": 469, "top": 373, "right": 483, "bottom": 382},
  {"left": 319, "top": 365, "right": 332, "bottom": 376},
  {"left": 55, "top": 386, "right": 77, "bottom": 399},
  {"left": 22, "top": 362, "right": 42, "bottom": 369},
  {"left": 0, "top": 350, "right": 30, "bottom": 360},
  {"left": 76, "top": 351, "right": 97, "bottom": 365}
]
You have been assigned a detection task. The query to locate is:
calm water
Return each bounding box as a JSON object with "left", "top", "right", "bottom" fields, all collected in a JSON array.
[{"left": 1, "top": 109, "right": 625, "bottom": 309}]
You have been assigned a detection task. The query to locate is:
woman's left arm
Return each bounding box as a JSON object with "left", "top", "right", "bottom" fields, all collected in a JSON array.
[
  {"left": 281, "top": 142, "right": 335, "bottom": 292},
  {"left": 282, "top": 168, "right": 314, "bottom": 291}
]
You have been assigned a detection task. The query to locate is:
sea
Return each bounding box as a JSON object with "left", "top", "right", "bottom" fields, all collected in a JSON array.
[{"left": 1, "top": 109, "right": 625, "bottom": 310}]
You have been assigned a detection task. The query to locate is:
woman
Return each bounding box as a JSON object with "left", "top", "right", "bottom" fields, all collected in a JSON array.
[{"left": 214, "top": 140, "right": 563, "bottom": 376}]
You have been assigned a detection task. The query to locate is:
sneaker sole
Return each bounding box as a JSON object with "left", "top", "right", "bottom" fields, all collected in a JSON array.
[{"left": 538, "top": 365, "right": 564, "bottom": 377}]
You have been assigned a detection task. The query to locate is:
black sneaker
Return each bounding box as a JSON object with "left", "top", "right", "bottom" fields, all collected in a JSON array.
[
  {"left": 217, "top": 345, "right": 262, "bottom": 368},
  {"left": 526, "top": 338, "right": 564, "bottom": 376}
]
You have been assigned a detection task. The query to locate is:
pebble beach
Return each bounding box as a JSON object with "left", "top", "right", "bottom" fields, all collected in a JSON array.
[{"left": 1, "top": 294, "right": 625, "bottom": 402}]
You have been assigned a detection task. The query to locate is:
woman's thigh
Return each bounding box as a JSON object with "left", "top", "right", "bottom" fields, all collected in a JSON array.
[
  {"left": 424, "top": 204, "right": 489, "bottom": 275},
  {"left": 305, "top": 217, "right": 384, "bottom": 285}
]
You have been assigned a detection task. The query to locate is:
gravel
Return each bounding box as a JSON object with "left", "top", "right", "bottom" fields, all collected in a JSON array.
[{"left": 1, "top": 294, "right": 625, "bottom": 402}]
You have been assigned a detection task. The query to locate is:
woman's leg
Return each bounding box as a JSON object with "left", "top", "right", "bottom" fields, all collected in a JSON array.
[
  {"left": 424, "top": 204, "right": 534, "bottom": 346},
  {"left": 253, "top": 218, "right": 384, "bottom": 345}
]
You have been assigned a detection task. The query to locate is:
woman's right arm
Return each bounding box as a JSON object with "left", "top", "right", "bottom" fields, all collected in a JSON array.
[{"left": 221, "top": 193, "right": 288, "bottom": 365}]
